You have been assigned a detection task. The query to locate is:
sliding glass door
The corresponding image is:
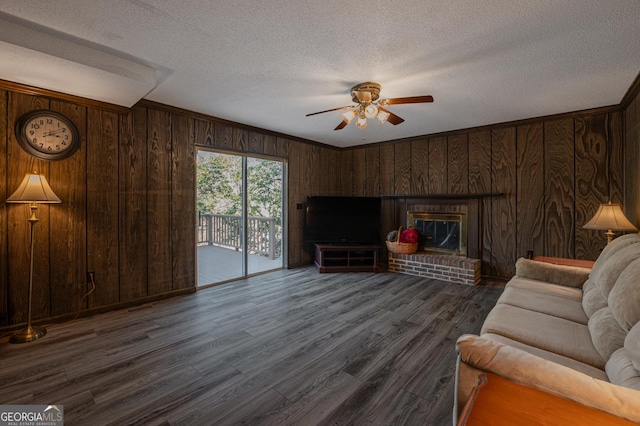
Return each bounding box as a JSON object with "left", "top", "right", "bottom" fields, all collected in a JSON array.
[{"left": 197, "top": 150, "right": 285, "bottom": 286}]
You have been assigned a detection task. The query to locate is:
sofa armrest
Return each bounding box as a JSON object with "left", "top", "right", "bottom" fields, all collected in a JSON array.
[
  {"left": 454, "top": 334, "right": 640, "bottom": 424},
  {"left": 514, "top": 257, "right": 590, "bottom": 288}
]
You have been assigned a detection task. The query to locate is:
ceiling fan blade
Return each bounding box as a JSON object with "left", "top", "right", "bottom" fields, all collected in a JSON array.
[
  {"left": 382, "top": 95, "right": 434, "bottom": 105},
  {"left": 334, "top": 120, "right": 348, "bottom": 130},
  {"left": 378, "top": 107, "right": 405, "bottom": 125},
  {"left": 306, "top": 105, "right": 353, "bottom": 117}
]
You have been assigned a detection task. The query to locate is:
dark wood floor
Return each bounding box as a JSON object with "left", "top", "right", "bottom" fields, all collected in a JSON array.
[{"left": 0, "top": 267, "right": 503, "bottom": 425}]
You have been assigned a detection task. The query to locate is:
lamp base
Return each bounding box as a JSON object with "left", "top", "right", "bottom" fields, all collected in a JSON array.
[{"left": 9, "top": 325, "right": 47, "bottom": 344}]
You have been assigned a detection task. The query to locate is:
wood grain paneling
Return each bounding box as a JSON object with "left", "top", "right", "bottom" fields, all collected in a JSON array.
[
  {"left": 147, "top": 109, "right": 173, "bottom": 295},
  {"left": 49, "top": 100, "right": 87, "bottom": 316},
  {"left": 364, "top": 145, "right": 380, "bottom": 196},
  {"left": 410, "top": 138, "right": 428, "bottom": 194},
  {"left": 7, "top": 92, "right": 50, "bottom": 322},
  {"left": 0, "top": 90, "right": 7, "bottom": 325},
  {"left": 609, "top": 111, "right": 624, "bottom": 205},
  {"left": 491, "top": 127, "right": 516, "bottom": 277},
  {"left": 194, "top": 119, "right": 214, "bottom": 147},
  {"left": 340, "top": 149, "right": 353, "bottom": 196},
  {"left": 544, "top": 118, "right": 575, "bottom": 258},
  {"left": 0, "top": 90, "right": 6, "bottom": 326},
  {"left": 428, "top": 137, "right": 447, "bottom": 194},
  {"left": 263, "top": 135, "right": 278, "bottom": 157},
  {"left": 468, "top": 130, "right": 492, "bottom": 275},
  {"left": 171, "top": 114, "right": 196, "bottom": 290},
  {"left": 248, "top": 130, "right": 263, "bottom": 154},
  {"left": 394, "top": 142, "right": 411, "bottom": 195},
  {"left": 447, "top": 134, "right": 468, "bottom": 194},
  {"left": 119, "top": 105, "right": 148, "bottom": 302},
  {"left": 352, "top": 148, "right": 366, "bottom": 196},
  {"left": 575, "top": 114, "right": 608, "bottom": 260},
  {"left": 215, "top": 123, "right": 233, "bottom": 150},
  {"left": 516, "top": 123, "right": 544, "bottom": 258},
  {"left": 87, "top": 108, "right": 119, "bottom": 307},
  {"left": 232, "top": 127, "right": 248, "bottom": 152},
  {"left": 625, "top": 95, "right": 640, "bottom": 225},
  {"left": 276, "top": 137, "right": 290, "bottom": 159}
]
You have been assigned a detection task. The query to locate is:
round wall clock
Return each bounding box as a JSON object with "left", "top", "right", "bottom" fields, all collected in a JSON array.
[{"left": 15, "top": 110, "right": 80, "bottom": 160}]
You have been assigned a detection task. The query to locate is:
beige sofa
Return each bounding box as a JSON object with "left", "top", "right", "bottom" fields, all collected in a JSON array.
[{"left": 454, "top": 233, "right": 640, "bottom": 424}]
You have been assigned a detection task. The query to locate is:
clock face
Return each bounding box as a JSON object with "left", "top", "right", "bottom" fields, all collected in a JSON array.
[{"left": 15, "top": 110, "right": 80, "bottom": 160}]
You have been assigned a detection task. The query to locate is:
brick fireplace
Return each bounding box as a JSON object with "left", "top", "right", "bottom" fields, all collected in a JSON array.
[{"left": 384, "top": 195, "right": 486, "bottom": 285}]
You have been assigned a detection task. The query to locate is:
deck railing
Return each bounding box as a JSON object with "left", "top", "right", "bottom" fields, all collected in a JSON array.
[{"left": 198, "top": 213, "right": 281, "bottom": 259}]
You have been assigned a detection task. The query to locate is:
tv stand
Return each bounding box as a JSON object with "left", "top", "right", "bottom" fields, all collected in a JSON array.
[{"left": 314, "top": 244, "right": 380, "bottom": 273}]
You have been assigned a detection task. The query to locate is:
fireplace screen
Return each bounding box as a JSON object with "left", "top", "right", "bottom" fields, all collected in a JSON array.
[{"left": 407, "top": 212, "right": 467, "bottom": 256}]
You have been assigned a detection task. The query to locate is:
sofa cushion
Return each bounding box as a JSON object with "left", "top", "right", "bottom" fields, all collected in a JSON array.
[
  {"left": 483, "top": 333, "right": 609, "bottom": 381},
  {"left": 588, "top": 307, "right": 627, "bottom": 361},
  {"left": 480, "top": 304, "right": 605, "bottom": 369},
  {"left": 606, "top": 347, "right": 640, "bottom": 391},
  {"left": 609, "top": 258, "right": 640, "bottom": 331},
  {"left": 582, "top": 279, "right": 608, "bottom": 318},
  {"left": 590, "top": 233, "right": 640, "bottom": 281},
  {"left": 626, "top": 321, "right": 640, "bottom": 371},
  {"left": 496, "top": 286, "right": 588, "bottom": 324},
  {"left": 594, "top": 243, "right": 640, "bottom": 300},
  {"left": 506, "top": 277, "right": 583, "bottom": 302},
  {"left": 514, "top": 257, "right": 590, "bottom": 288}
]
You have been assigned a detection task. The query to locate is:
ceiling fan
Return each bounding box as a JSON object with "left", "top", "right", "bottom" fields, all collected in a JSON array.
[{"left": 306, "top": 82, "right": 433, "bottom": 130}]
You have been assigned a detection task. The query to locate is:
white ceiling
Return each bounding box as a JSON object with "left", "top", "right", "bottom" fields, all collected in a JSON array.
[{"left": 0, "top": 1, "right": 638, "bottom": 148}]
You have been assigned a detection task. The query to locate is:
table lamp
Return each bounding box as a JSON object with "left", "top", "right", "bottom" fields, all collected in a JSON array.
[{"left": 583, "top": 201, "right": 637, "bottom": 245}]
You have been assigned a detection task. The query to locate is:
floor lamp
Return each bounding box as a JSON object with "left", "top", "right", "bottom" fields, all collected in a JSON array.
[
  {"left": 583, "top": 201, "right": 637, "bottom": 245},
  {"left": 6, "top": 171, "right": 61, "bottom": 344}
]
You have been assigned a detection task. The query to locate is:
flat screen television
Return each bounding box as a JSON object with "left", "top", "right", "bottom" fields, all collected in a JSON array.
[{"left": 304, "top": 196, "right": 381, "bottom": 244}]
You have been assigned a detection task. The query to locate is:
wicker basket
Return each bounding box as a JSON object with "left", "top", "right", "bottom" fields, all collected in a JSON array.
[{"left": 385, "top": 227, "right": 418, "bottom": 254}]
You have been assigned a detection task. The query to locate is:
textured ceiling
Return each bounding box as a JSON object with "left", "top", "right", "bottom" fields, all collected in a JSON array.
[{"left": 0, "top": 0, "right": 638, "bottom": 147}]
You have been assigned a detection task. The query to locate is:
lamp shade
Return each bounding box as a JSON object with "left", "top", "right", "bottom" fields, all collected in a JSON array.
[
  {"left": 6, "top": 172, "right": 61, "bottom": 203},
  {"left": 583, "top": 202, "right": 637, "bottom": 231}
]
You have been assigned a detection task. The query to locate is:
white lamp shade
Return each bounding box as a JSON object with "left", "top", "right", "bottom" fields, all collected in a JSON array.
[
  {"left": 355, "top": 115, "right": 367, "bottom": 128},
  {"left": 341, "top": 110, "right": 357, "bottom": 124},
  {"left": 583, "top": 202, "right": 637, "bottom": 231},
  {"left": 6, "top": 173, "right": 61, "bottom": 203},
  {"left": 364, "top": 104, "right": 378, "bottom": 119},
  {"left": 377, "top": 109, "right": 390, "bottom": 124}
]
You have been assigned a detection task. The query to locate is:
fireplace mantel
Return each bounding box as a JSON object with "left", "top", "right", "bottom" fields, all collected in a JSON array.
[{"left": 381, "top": 193, "right": 501, "bottom": 199}]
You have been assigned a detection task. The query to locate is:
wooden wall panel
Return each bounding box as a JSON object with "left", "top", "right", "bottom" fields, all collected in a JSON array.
[
  {"left": 410, "top": 138, "right": 428, "bottom": 194},
  {"left": 0, "top": 90, "right": 7, "bottom": 325},
  {"left": 340, "top": 149, "right": 354, "bottom": 196},
  {"left": 232, "top": 127, "right": 248, "bottom": 152},
  {"left": 447, "top": 134, "right": 468, "bottom": 194},
  {"left": 516, "top": 123, "right": 544, "bottom": 259},
  {"left": 147, "top": 109, "right": 173, "bottom": 295},
  {"left": 352, "top": 148, "right": 366, "bottom": 196},
  {"left": 575, "top": 114, "right": 608, "bottom": 260},
  {"left": 49, "top": 100, "right": 87, "bottom": 316},
  {"left": 491, "top": 127, "right": 516, "bottom": 277},
  {"left": 87, "top": 108, "right": 119, "bottom": 307},
  {"left": 364, "top": 145, "right": 380, "bottom": 196},
  {"left": 468, "top": 130, "right": 492, "bottom": 275},
  {"left": 248, "top": 130, "right": 263, "bottom": 154},
  {"left": 194, "top": 119, "right": 214, "bottom": 147},
  {"left": 7, "top": 93, "right": 51, "bottom": 322},
  {"left": 172, "top": 114, "right": 196, "bottom": 290},
  {"left": 276, "top": 137, "right": 290, "bottom": 159},
  {"left": 394, "top": 141, "right": 411, "bottom": 195},
  {"left": 215, "top": 123, "right": 233, "bottom": 150},
  {"left": 625, "top": 95, "right": 640, "bottom": 225},
  {"left": 379, "top": 144, "right": 396, "bottom": 249},
  {"left": 428, "top": 136, "right": 447, "bottom": 194},
  {"left": 119, "top": 105, "right": 148, "bottom": 302},
  {"left": 263, "top": 135, "right": 278, "bottom": 157},
  {"left": 609, "top": 111, "right": 624, "bottom": 205},
  {"left": 544, "top": 118, "right": 575, "bottom": 258}
]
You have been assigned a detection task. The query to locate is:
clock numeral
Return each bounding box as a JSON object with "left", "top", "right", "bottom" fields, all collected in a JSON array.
[
  {"left": 31, "top": 123, "right": 40, "bottom": 129},
  {"left": 56, "top": 145, "right": 61, "bottom": 151},
  {"left": 47, "top": 118, "right": 53, "bottom": 124}
]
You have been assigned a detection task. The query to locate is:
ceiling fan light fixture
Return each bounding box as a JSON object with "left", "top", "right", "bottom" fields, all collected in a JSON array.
[
  {"left": 377, "top": 109, "right": 390, "bottom": 124},
  {"left": 364, "top": 104, "right": 378, "bottom": 119},
  {"left": 341, "top": 110, "right": 357, "bottom": 124},
  {"left": 355, "top": 114, "right": 367, "bottom": 128}
]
